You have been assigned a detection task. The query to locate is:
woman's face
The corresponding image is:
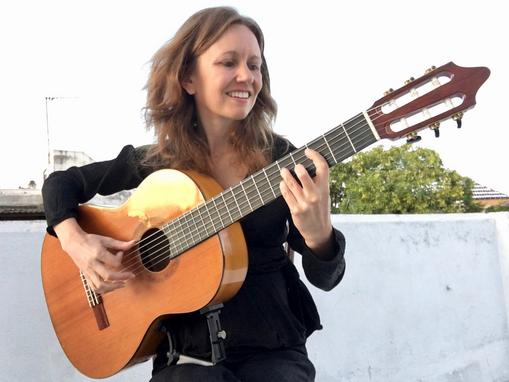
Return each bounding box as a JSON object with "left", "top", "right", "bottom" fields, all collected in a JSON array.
[{"left": 183, "top": 24, "right": 263, "bottom": 127}]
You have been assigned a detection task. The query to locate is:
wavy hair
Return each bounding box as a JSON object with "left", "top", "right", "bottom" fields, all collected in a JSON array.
[{"left": 143, "top": 6, "right": 278, "bottom": 175}]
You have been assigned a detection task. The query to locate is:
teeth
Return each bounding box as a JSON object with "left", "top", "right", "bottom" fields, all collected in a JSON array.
[{"left": 228, "top": 91, "right": 249, "bottom": 99}]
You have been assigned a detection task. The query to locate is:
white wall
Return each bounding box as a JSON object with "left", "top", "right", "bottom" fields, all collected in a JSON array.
[
  {"left": 1, "top": 213, "right": 508, "bottom": 382},
  {"left": 303, "top": 213, "right": 509, "bottom": 382}
]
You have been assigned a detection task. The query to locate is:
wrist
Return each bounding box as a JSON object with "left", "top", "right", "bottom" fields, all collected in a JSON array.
[
  {"left": 304, "top": 227, "right": 335, "bottom": 260},
  {"left": 54, "top": 218, "right": 85, "bottom": 249}
]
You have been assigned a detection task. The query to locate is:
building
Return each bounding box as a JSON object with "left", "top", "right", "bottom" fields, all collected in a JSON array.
[
  {"left": 0, "top": 149, "right": 131, "bottom": 220},
  {"left": 472, "top": 183, "right": 509, "bottom": 208}
]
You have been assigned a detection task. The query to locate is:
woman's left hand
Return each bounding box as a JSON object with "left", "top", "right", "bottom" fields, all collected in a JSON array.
[{"left": 280, "top": 148, "right": 334, "bottom": 258}]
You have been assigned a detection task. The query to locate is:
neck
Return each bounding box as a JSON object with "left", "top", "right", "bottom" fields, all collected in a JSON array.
[{"left": 200, "top": 118, "right": 240, "bottom": 157}]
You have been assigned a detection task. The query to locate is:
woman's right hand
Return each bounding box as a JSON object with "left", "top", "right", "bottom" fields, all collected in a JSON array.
[{"left": 54, "top": 218, "right": 136, "bottom": 294}]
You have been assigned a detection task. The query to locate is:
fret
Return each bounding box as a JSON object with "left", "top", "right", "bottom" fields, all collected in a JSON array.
[
  {"left": 181, "top": 214, "right": 194, "bottom": 247},
  {"left": 188, "top": 209, "right": 201, "bottom": 239},
  {"left": 220, "top": 193, "right": 233, "bottom": 224},
  {"left": 277, "top": 154, "right": 293, "bottom": 170},
  {"left": 196, "top": 204, "right": 211, "bottom": 240},
  {"left": 175, "top": 215, "right": 190, "bottom": 249},
  {"left": 345, "top": 113, "right": 377, "bottom": 152},
  {"left": 363, "top": 111, "right": 380, "bottom": 140},
  {"left": 211, "top": 197, "right": 224, "bottom": 228},
  {"left": 289, "top": 151, "right": 297, "bottom": 168},
  {"left": 323, "top": 133, "right": 338, "bottom": 164},
  {"left": 255, "top": 170, "right": 274, "bottom": 204},
  {"left": 186, "top": 209, "right": 202, "bottom": 245},
  {"left": 240, "top": 182, "right": 253, "bottom": 212},
  {"left": 263, "top": 167, "right": 277, "bottom": 199},
  {"left": 340, "top": 123, "right": 357, "bottom": 153},
  {"left": 251, "top": 174, "right": 265, "bottom": 205},
  {"left": 228, "top": 188, "right": 243, "bottom": 221},
  {"left": 203, "top": 201, "right": 218, "bottom": 233}
]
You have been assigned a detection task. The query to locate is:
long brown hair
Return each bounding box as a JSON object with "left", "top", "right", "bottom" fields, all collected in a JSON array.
[{"left": 144, "top": 6, "right": 278, "bottom": 175}]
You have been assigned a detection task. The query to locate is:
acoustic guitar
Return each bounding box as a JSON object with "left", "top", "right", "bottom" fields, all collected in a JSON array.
[{"left": 41, "top": 62, "right": 490, "bottom": 378}]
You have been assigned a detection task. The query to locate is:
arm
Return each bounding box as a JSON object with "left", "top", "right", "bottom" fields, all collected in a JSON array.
[
  {"left": 42, "top": 145, "right": 148, "bottom": 235},
  {"left": 42, "top": 145, "right": 150, "bottom": 293},
  {"left": 280, "top": 148, "right": 346, "bottom": 291},
  {"left": 287, "top": 217, "right": 346, "bottom": 291}
]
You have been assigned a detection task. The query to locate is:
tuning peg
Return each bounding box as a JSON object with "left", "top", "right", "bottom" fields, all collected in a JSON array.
[
  {"left": 452, "top": 112, "right": 463, "bottom": 128},
  {"left": 384, "top": 88, "right": 394, "bottom": 96},
  {"left": 406, "top": 132, "right": 422, "bottom": 143},
  {"left": 429, "top": 122, "right": 440, "bottom": 138},
  {"left": 404, "top": 77, "right": 415, "bottom": 85},
  {"left": 425, "top": 65, "right": 437, "bottom": 74}
]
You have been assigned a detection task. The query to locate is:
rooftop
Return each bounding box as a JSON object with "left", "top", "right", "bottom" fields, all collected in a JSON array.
[{"left": 472, "top": 183, "right": 509, "bottom": 200}]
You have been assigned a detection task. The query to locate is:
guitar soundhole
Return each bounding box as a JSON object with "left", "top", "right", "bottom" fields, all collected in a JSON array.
[{"left": 139, "top": 228, "right": 171, "bottom": 272}]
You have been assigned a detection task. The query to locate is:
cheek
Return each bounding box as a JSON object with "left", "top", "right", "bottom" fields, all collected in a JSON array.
[{"left": 254, "top": 74, "right": 263, "bottom": 97}]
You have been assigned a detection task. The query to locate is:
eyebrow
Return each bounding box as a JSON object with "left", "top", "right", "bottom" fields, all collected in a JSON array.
[{"left": 220, "top": 50, "right": 261, "bottom": 62}]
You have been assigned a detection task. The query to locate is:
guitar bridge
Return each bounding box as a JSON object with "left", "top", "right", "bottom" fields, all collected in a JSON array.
[{"left": 80, "top": 272, "right": 110, "bottom": 330}]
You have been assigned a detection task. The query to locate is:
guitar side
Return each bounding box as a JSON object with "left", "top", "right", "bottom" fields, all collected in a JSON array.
[{"left": 41, "top": 169, "right": 248, "bottom": 378}]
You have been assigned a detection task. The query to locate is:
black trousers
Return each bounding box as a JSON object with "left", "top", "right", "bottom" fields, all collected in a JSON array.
[{"left": 149, "top": 346, "right": 316, "bottom": 382}]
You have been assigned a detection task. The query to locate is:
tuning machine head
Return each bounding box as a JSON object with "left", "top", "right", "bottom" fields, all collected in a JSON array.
[
  {"left": 429, "top": 122, "right": 440, "bottom": 138},
  {"left": 452, "top": 112, "right": 464, "bottom": 128},
  {"left": 406, "top": 132, "right": 422, "bottom": 144},
  {"left": 425, "top": 65, "right": 437, "bottom": 74}
]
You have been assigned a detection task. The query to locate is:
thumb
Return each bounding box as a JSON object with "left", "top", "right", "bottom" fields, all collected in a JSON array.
[{"left": 101, "top": 237, "right": 137, "bottom": 251}]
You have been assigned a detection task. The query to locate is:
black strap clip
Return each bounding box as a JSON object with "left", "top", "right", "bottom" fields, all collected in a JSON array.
[{"left": 200, "top": 303, "right": 227, "bottom": 364}]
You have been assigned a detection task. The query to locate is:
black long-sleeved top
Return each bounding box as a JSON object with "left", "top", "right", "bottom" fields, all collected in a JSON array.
[{"left": 42, "top": 136, "right": 346, "bottom": 361}]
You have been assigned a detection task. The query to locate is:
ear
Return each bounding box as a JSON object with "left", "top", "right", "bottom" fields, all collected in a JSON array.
[{"left": 181, "top": 77, "right": 195, "bottom": 95}]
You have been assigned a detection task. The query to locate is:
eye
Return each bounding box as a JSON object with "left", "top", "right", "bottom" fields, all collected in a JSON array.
[
  {"left": 249, "top": 63, "right": 260, "bottom": 71},
  {"left": 222, "top": 60, "right": 236, "bottom": 68}
]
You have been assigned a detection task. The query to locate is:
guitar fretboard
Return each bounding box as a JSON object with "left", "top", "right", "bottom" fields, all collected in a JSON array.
[{"left": 163, "top": 112, "right": 379, "bottom": 257}]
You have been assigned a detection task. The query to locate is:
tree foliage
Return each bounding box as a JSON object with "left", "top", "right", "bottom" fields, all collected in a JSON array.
[{"left": 329, "top": 145, "right": 479, "bottom": 214}]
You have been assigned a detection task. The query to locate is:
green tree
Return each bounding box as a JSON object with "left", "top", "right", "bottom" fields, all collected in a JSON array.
[{"left": 329, "top": 145, "right": 479, "bottom": 214}]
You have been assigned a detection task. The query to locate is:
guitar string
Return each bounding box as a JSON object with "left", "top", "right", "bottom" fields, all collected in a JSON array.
[
  {"left": 140, "top": 117, "right": 376, "bottom": 259},
  {"left": 116, "top": 109, "right": 385, "bottom": 276},
  {"left": 124, "top": 109, "right": 383, "bottom": 266},
  {"left": 119, "top": 130, "right": 376, "bottom": 277},
  {"left": 117, "top": 109, "right": 383, "bottom": 276},
  {"left": 116, "top": 113, "right": 376, "bottom": 273}
]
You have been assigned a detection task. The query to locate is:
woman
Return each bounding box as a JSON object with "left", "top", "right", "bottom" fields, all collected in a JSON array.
[{"left": 42, "top": 6, "right": 346, "bottom": 382}]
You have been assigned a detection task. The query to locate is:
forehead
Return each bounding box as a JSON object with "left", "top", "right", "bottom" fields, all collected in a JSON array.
[{"left": 203, "top": 24, "right": 261, "bottom": 59}]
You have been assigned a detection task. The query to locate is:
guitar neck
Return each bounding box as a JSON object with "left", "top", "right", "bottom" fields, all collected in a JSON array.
[{"left": 163, "top": 111, "right": 379, "bottom": 256}]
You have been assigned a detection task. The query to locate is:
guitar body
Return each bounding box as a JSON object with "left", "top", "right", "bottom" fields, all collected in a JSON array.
[{"left": 41, "top": 169, "right": 248, "bottom": 378}]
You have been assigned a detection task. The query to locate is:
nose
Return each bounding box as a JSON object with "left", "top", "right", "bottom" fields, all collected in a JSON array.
[{"left": 236, "top": 63, "right": 254, "bottom": 83}]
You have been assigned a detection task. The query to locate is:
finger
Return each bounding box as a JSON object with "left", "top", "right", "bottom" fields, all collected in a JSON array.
[
  {"left": 95, "top": 261, "right": 134, "bottom": 282},
  {"left": 102, "top": 237, "right": 137, "bottom": 251},
  {"left": 294, "top": 163, "right": 315, "bottom": 193},
  {"left": 84, "top": 272, "right": 102, "bottom": 292},
  {"left": 280, "top": 167, "right": 304, "bottom": 201},
  {"left": 88, "top": 269, "right": 128, "bottom": 294},
  {"left": 305, "top": 148, "right": 329, "bottom": 179},
  {"left": 95, "top": 249, "right": 123, "bottom": 267},
  {"left": 96, "top": 281, "right": 126, "bottom": 295},
  {"left": 279, "top": 181, "right": 298, "bottom": 212}
]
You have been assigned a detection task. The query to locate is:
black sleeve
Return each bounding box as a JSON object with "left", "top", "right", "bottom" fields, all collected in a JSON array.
[
  {"left": 287, "top": 217, "right": 346, "bottom": 291},
  {"left": 273, "top": 134, "right": 347, "bottom": 291},
  {"left": 41, "top": 145, "right": 151, "bottom": 236}
]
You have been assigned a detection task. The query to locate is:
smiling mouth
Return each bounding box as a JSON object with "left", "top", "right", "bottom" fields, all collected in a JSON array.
[{"left": 226, "top": 91, "right": 250, "bottom": 99}]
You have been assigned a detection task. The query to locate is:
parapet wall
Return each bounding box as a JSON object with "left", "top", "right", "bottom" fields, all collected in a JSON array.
[{"left": 1, "top": 213, "right": 508, "bottom": 382}]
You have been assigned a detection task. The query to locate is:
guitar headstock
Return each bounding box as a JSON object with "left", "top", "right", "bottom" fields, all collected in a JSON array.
[{"left": 368, "top": 62, "right": 490, "bottom": 141}]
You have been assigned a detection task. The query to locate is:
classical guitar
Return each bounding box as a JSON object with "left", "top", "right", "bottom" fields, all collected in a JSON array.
[{"left": 41, "top": 62, "right": 490, "bottom": 378}]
